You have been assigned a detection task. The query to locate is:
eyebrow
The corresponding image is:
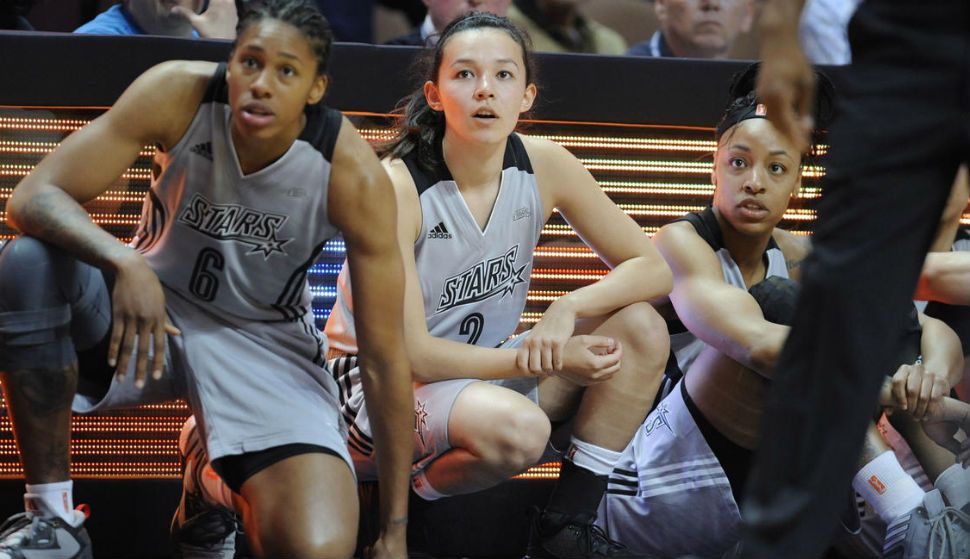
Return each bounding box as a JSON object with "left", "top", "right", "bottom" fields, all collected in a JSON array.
[
  {"left": 451, "top": 58, "right": 520, "bottom": 67},
  {"left": 242, "top": 44, "right": 301, "bottom": 62},
  {"left": 729, "top": 144, "right": 793, "bottom": 159}
]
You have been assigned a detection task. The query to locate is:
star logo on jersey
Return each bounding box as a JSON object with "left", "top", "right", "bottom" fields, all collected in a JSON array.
[
  {"left": 177, "top": 193, "right": 292, "bottom": 258},
  {"left": 642, "top": 403, "right": 673, "bottom": 438},
  {"left": 414, "top": 400, "right": 429, "bottom": 448},
  {"left": 436, "top": 245, "right": 527, "bottom": 313},
  {"left": 190, "top": 141, "right": 213, "bottom": 161}
]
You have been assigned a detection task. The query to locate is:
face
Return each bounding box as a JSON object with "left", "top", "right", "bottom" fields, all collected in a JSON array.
[
  {"left": 227, "top": 19, "right": 327, "bottom": 143},
  {"left": 423, "top": 0, "right": 512, "bottom": 31},
  {"left": 125, "top": 0, "right": 202, "bottom": 36},
  {"left": 655, "top": 0, "right": 753, "bottom": 59},
  {"left": 424, "top": 28, "right": 536, "bottom": 146},
  {"left": 712, "top": 118, "right": 802, "bottom": 237}
]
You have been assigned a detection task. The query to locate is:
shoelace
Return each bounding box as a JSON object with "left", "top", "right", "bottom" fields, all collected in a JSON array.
[{"left": 927, "top": 506, "right": 970, "bottom": 559}]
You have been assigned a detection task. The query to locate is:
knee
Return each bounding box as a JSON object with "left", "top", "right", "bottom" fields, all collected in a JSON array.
[
  {"left": 484, "top": 402, "right": 550, "bottom": 473},
  {"left": 609, "top": 302, "right": 670, "bottom": 361},
  {"left": 0, "top": 236, "right": 61, "bottom": 307}
]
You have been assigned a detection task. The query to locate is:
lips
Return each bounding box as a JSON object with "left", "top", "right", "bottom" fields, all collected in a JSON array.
[
  {"left": 239, "top": 102, "right": 275, "bottom": 128},
  {"left": 737, "top": 198, "right": 769, "bottom": 219},
  {"left": 473, "top": 108, "right": 498, "bottom": 120}
]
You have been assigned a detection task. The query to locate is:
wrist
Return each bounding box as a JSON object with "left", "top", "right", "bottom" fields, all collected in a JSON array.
[{"left": 106, "top": 246, "right": 144, "bottom": 274}]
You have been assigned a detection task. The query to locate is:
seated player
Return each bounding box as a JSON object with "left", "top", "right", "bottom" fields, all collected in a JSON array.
[
  {"left": 0, "top": 1, "right": 414, "bottom": 558},
  {"left": 596, "top": 65, "right": 970, "bottom": 559}
]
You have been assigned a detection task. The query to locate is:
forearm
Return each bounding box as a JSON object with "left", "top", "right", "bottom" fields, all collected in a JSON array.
[
  {"left": 411, "top": 335, "right": 523, "bottom": 382},
  {"left": 916, "top": 252, "right": 970, "bottom": 305},
  {"left": 9, "top": 183, "right": 135, "bottom": 270},
  {"left": 358, "top": 355, "right": 413, "bottom": 531},
  {"left": 921, "top": 318, "right": 964, "bottom": 388},
  {"left": 553, "top": 256, "right": 671, "bottom": 319},
  {"left": 760, "top": 0, "right": 808, "bottom": 35}
]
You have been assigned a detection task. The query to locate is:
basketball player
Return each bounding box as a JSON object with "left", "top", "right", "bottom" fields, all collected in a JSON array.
[
  {"left": 596, "top": 67, "right": 970, "bottom": 559},
  {"left": 0, "top": 1, "right": 413, "bottom": 557}
]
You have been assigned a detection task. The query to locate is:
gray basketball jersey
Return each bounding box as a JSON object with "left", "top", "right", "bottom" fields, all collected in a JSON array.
[
  {"left": 132, "top": 63, "right": 342, "bottom": 324},
  {"left": 667, "top": 208, "right": 789, "bottom": 374},
  {"left": 326, "top": 133, "right": 543, "bottom": 351}
]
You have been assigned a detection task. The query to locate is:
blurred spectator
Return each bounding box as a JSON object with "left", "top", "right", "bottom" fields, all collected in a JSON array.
[
  {"left": 75, "top": 0, "right": 236, "bottom": 38},
  {"left": 386, "top": 0, "right": 510, "bottom": 45},
  {"left": 317, "top": 0, "right": 424, "bottom": 42},
  {"left": 0, "top": 0, "right": 34, "bottom": 29},
  {"left": 799, "top": 0, "right": 861, "bottom": 65},
  {"left": 508, "top": 0, "right": 626, "bottom": 54},
  {"left": 627, "top": 0, "right": 753, "bottom": 59}
]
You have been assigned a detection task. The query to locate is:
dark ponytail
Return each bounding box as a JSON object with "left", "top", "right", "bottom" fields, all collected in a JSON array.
[{"left": 378, "top": 11, "right": 536, "bottom": 174}]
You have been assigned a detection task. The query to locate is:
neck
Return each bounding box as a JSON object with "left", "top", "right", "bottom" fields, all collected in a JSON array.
[
  {"left": 712, "top": 207, "right": 772, "bottom": 273},
  {"left": 664, "top": 33, "right": 729, "bottom": 60},
  {"left": 441, "top": 130, "right": 507, "bottom": 190},
  {"left": 230, "top": 115, "right": 305, "bottom": 175}
]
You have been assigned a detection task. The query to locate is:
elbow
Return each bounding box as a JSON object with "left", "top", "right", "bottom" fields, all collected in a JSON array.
[{"left": 745, "top": 330, "right": 784, "bottom": 375}]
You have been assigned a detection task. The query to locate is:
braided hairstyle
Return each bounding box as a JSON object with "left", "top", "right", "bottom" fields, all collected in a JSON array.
[
  {"left": 378, "top": 12, "right": 537, "bottom": 174},
  {"left": 234, "top": 0, "right": 334, "bottom": 76}
]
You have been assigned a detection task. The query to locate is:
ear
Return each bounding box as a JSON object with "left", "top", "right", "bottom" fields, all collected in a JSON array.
[
  {"left": 307, "top": 75, "right": 328, "bottom": 105},
  {"left": 792, "top": 171, "right": 803, "bottom": 197},
  {"left": 424, "top": 80, "right": 443, "bottom": 111},
  {"left": 520, "top": 83, "right": 537, "bottom": 114}
]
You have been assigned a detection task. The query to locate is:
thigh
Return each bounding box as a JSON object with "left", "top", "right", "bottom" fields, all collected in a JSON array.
[
  {"left": 446, "top": 381, "right": 546, "bottom": 451},
  {"left": 239, "top": 452, "right": 358, "bottom": 558}
]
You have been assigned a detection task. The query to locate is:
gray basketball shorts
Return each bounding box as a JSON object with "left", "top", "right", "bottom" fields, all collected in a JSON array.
[
  {"left": 332, "top": 334, "right": 539, "bottom": 480},
  {"left": 597, "top": 380, "right": 740, "bottom": 559},
  {"left": 74, "top": 287, "right": 351, "bottom": 470}
]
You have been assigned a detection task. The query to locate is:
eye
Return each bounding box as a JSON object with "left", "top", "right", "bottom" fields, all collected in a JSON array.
[
  {"left": 729, "top": 157, "right": 746, "bottom": 169},
  {"left": 280, "top": 65, "right": 296, "bottom": 77},
  {"left": 497, "top": 70, "right": 513, "bottom": 79},
  {"left": 456, "top": 69, "right": 473, "bottom": 79},
  {"left": 770, "top": 162, "right": 787, "bottom": 174},
  {"left": 241, "top": 56, "right": 258, "bottom": 69}
]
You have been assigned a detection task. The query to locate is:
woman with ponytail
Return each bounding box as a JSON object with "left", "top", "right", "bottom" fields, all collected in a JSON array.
[{"left": 325, "top": 11, "right": 672, "bottom": 559}]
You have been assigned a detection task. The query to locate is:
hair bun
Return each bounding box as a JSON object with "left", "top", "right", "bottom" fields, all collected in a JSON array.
[{"left": 727, "top": 62, "right": 760, "bottom": 100}]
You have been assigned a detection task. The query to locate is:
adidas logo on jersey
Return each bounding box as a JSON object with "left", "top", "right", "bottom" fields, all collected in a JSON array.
[
  {"left": 427, "top": 221, "right": 453, "bottom": 239},
  {"left": 190, "top": 141, "right": 213, "bottom": 161}
]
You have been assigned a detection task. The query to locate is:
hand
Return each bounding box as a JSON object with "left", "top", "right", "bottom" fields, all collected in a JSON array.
[
  {"left": 554, "top": 335, "right": 622, "bottom": 387},
  {"left": 920, "top": 397, "right": 970, "bottom": 468},
  {"left": 891, "top": 360, "right": 950, "bottom": 420},
  {"left": 109, "top": 252, "right": 180, "bottom": 389},
  {"left": 172, "top": 0, "right": 238, "bottom": 39},
  {"left": 364, "top": 524, "right": 408, "bottom": 559},
  {"left": 516, "top": 302, "right": 577, "bottom": 376},
  {"left": 757, "top": 19, "right": 815, "bottom": 153}
]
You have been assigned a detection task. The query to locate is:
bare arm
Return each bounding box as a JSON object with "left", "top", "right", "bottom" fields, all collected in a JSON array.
[
  {"left": 916, "top": 252, "right": 970, "bottom": 305},
  {"left": 890, "top": 314, "right": 963, "bottom": 419},
  {"left": 328, "top": 119, "right": 412, "bottom": 552},
  {"left": 7, "top": 60, "right": 208, "bottom": 386},
  {"left": 655, "top": 222, "right": 788, "bottom": 376},
  {"left": 757, "top": 0, "right": 814, "bottom": 152}
]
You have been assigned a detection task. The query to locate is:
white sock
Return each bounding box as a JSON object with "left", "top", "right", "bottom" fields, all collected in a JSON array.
[
  {"left": 935, "top": 463, "right": 970, "bottom": 509},
  {"left": 853, "top": 450, "right": 926, "bottom": 524},
  {"left": 25, "top": 480, "right": 73, "bottom": 522},
  {"left": 411, "top": 469, "right": 448, "bottom": 501},
  {"left": 566, "top": 437, "right": 622, "bottom": 477}
]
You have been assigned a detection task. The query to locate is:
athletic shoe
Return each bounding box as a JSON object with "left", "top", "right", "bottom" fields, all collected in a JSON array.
[
  {"left": 883, "top": 488, "right": 970, "bottom": 559},
  {"left": 171, "top": 417, "right": 237, "bottom": 559},
  {"left": 523, "top": 507, "right": 659, "bottom": 559},
  {"left": 0, "top": 497, "right": 92, "bottom": 559}
]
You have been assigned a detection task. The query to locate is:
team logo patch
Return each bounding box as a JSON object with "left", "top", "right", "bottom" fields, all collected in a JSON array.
[
  {"left": 642, "top": 403, "right": 674, "bottom": 437},
  {"left": 512, "top": 206, "right": 532, "bottom": 221},
  {"left": 190, "top": 141, "right": 213, "bottom": 161},
  {"left": 436, "top": 245, "right": 527, "bottom": 313},
  {"left": 427, "top": 221, "right": 453, "bottom": 239},
  {"left": 178, "top": 193, "right": 292, "bottom": 257},
  {"left": 867, "top": 475, "right": 887, "bottom": 495},
  {"left": 415, "top": 400, "right": 429, "bottom": 448}
]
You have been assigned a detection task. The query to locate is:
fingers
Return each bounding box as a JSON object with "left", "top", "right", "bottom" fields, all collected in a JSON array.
[
  {"left": 152, "top": 323, "right": 167, "bottom": 381},
  {"left": 892, "top": 365, "right": 910, "bottom": 410},
  {"left": 169, "top": 5, "right": 201, "bottom": 25},
  {"left": 914, "top": 371, "right": 933, "bottom": 419},
  {"left": 906, "top": 364, "right": 922, "bottom": 413}
]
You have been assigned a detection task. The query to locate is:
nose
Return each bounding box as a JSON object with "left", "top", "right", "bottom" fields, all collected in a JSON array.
[
  {"left": 250, "top": 69, "right": 272, "bottom": 98},
  {"left": 474, "top": 74, "right": 494, "bottom": 99},
  {"left": 743, "top": 168, "right": 766, "bottom": 194},
  {"left": 699, "top": 0, "right": 721, "bottom": 11}
]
